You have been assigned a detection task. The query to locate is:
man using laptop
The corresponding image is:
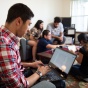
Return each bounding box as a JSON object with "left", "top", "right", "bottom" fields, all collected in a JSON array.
[
  {"left": 0, "top": 3, "right": 56, "bottom": 88},
  {"left": 40, "top": 47, "right": 76, "bottom": 88}
]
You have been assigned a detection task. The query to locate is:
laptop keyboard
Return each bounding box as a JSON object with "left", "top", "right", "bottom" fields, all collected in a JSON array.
[{"left": 41, "top": 69, "right": 60, "bottom": 81}]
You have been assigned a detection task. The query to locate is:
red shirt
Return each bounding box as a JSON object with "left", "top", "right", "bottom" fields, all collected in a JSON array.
[{"left": 0, "top": 27, "right": 28, "bottom": 88}]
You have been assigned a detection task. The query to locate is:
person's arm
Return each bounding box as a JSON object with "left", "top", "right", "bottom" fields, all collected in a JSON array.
[
  {"left": 59, "top": 32, "right": 63, "bottom": 37},
  {"left": 29, "top": 34, "right": 35, "bottom": 40},
  {"left": 26, "top": 65, "right": 50, "bottom": 87},
  {"left": 30, "top": 28, "right": 38, "bottom": 40},
  {"left": 59, "top": 32, "right": 63, "bottom": 41},
  {"left": 41, "top": 38, "right": 64, "bottom": 49},
  {"left": 46, "top": 24, "right": 51, "bottom": 32},
  {"left": 51, "top": 32, "right": 63, "bottom": 41},
  {"left": 56, "top": 23, "right": 64, "bottom": 41},
  {"left": 76, "top": 52, "right": 83, "bottom": 64},
  {"left": 1, "top": 43, "right": 51, "bottom": 88},
  {"left": 0, "top": 44, "right": 27, "bottom": 88},
  {"left": 21, "top": 61, "right": 44, "bottom": 68},
  {"left": 46, "top": 44, "right": 60, "bottom": 49}
]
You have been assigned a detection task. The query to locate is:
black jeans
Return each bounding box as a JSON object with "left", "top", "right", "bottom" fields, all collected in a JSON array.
[
  {"left": 70, "top": 65, "right": 88, "bottom": 82},
  {"left": 23, "top": 68, "right": 33, "bottom": 77},
  {"left": 51, "top": 80, "right": 66, "bottom": 88}
]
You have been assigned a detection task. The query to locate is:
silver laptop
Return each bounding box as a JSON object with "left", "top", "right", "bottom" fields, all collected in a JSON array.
[{"left": 40, "top": 47, "right": 77, "bottom": 81}]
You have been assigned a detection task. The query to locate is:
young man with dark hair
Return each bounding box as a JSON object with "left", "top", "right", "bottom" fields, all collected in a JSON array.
[
  {"left": 37, "top": 30, "right": 62, "bottom": 53},
  {"left": 47, "top": 17, "right": 66, "bottom": 44},
  {"left": 0, "top": 3, "right": 56, "bottom": 88}
]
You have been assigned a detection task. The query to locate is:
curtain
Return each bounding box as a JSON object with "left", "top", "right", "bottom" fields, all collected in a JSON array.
[{"left": 71, "top": 0, "right": 88, "bottom": 32}]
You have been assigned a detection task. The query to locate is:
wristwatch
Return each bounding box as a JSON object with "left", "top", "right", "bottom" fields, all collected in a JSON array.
[{"left": 36, "top": 70, "right": 42, "bottom": 77}]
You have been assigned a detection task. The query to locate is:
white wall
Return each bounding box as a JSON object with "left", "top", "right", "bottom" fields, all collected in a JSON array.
[
  {"left": 62, "top": 0, "right": 71, "bottom": 17},
  {"left": 0, "top": 0, "right": 70, "bottom": 29}
]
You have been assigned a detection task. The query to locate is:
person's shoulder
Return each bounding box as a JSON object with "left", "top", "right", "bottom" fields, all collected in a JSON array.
[
  {"left": 39, "top": 38, "right": 45, "bottom": 41},
  {"left": 47, "top": 23, "right": 53, "bottom": 30},
  {"left": 0, "top": 30, "right": 9, "bottom": 45},
  {"left": 0, "top": 37, "right": 14, "bottom": 48},
  {"left": 39, "top": 38, "right": 46, "bottom": 42},
  {"left": 38, "top": 38, "right": 44, "bottom": 45},
  {"left": 0, "top": 35, "right": 9, "bottom": 43},
  {"left": 59, "top": 22, "right": 63, "bottom": 26},
  {"left": 31, "top": 27, "right": 37, "bottom": 31},
  {"left": 48, "top": 23, "right": 53, "bottom": 26}
]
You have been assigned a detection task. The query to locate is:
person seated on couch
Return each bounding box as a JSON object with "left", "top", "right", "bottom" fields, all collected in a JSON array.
[
  {"left": 30, "top": 20, "right": 44, "bottom": 41},
  {"left": 70, "top": 33, "right": 88, "bottom": 82},
  {"left": 22, "top": 34, "right": 37, "bottom": 61},
  {"left": 37, "top": 30, "right": 64, "bottom": 53}
]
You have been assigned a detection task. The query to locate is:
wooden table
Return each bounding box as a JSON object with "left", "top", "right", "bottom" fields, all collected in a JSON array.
[
  {"left": 37, "top": 45, "right": 80, "bottom": 64},
  {"left": 37, "top": 50, "right": 52, "bottom": 63}
]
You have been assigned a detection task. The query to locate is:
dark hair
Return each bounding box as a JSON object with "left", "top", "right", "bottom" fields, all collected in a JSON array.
[
  {"left": 54, "top": 17, "right": 61, "bottom": 23},
  {"left": 42, "top": 30, "right": 50, "bottom": 38},
  {"left": 78, "top": 33, "right": 88, "bottom": 54},
  {"left": 6, "top": 3, "right": 34, "bottom": 23},
  {"left": 34, "top": 20, "right": 43, "bottom": 30},
  {"left": 78, "top": 33, "right": 88, "bottom": 43}
]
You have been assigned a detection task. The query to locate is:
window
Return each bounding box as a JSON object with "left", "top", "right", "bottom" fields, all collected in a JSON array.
[{"left": 71, "top": 0, "right": 88, "bottom": 32}]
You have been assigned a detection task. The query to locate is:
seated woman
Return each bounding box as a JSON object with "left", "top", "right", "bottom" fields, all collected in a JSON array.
[
  {"left": 37, "top": 30, "right": 64, "bottom": 53},
  {"left": 70, "top": 33, "right": 88, "bottom": 82},
  {"left": 30, "top": 20, "right": 44, "bottom": 41},
  {"left": 23, "top": 32, "right": 37, "bottom": 61}
]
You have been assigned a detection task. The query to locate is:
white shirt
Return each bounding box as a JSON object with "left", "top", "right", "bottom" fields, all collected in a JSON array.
[{"left": 47, "top": 23, "right": 64, "bottom": 36}]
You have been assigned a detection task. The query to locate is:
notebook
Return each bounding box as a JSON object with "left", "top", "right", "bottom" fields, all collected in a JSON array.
[
  {"left": 40, "top": 47, "right": 77, "bottom": 82},
  {"left": 67, "top": 45, "right": 77, "bottom": 52}
]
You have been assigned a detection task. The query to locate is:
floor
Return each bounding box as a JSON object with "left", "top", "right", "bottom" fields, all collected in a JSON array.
[{"left": 66, "top": 75, "right": 88, "bottom": 88}]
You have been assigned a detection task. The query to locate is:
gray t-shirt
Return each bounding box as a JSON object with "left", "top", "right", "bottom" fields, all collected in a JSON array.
[{"left": 47, "top": 23, "right": 64, "bottom": 36}]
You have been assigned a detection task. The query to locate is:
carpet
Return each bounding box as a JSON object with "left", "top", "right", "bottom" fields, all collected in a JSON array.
[{"left": 66, "top": 75, "right": 88, "bottom": 88}]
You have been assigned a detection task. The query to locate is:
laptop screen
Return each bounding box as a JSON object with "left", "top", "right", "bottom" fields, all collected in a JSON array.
[{"left": 49, "top": 48, "right": 77, "bottom": 76}]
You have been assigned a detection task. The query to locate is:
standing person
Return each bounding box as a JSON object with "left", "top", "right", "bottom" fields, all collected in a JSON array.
[
  {"left": 70, "top": 33, "right": 88, "bottom": 82},
  {"left": 30, "top": 20, "right": 44, "bottom": 41},
  {"left": 47, "top": 17, "right": 65, "bottom": 44},
  {"left": 0, "top": 3, "right": 56, "bottom": 88}
]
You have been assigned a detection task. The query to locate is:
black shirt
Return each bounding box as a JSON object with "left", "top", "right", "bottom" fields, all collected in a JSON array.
[{"left": 79, "top": 47, "right": 88, "bottom": 76}]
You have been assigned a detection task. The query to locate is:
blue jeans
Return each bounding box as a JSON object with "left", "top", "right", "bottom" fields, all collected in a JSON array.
[{"left": 70, "top": 65, "right": 86, "bottom": 81}]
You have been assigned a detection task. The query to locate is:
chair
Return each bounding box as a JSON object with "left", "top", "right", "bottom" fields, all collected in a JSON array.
[{"left": 19, "top": 39, "right": 32, "bottom": 62}]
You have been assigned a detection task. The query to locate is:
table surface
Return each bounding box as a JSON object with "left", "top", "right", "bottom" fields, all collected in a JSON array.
[
  {"left": 37, "top": 45, "right": 80, "bottom": 64},
  {"left": 37, "top": 50, "right": 52, "bottom": 59}
]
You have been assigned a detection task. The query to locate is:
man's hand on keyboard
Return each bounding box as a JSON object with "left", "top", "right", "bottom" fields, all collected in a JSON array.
[{"left": 38, "top": 65, "right": 51, "bottom": 76}]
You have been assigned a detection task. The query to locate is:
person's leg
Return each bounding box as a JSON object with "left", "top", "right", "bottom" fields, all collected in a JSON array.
[
  {"left": 53, "top": 36, "right": 66, "bottom": 45},
  {"left": 31, "top": 81, "right": 56, "bottom": 88},
  {"left": 70, "top": 65, "right": 83, "bottom": 80},
  {"left": 61, "top": 36, "right": 66, "bottom": 44},
  {"left": 27, "top": 40, "right": 37, "bottom": 61},
  {"left": 71, "top": 65, "right": 88, "bottom": 82},
  {"left": 52, "top": 80, "right": 66, "bottom": 88}
]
